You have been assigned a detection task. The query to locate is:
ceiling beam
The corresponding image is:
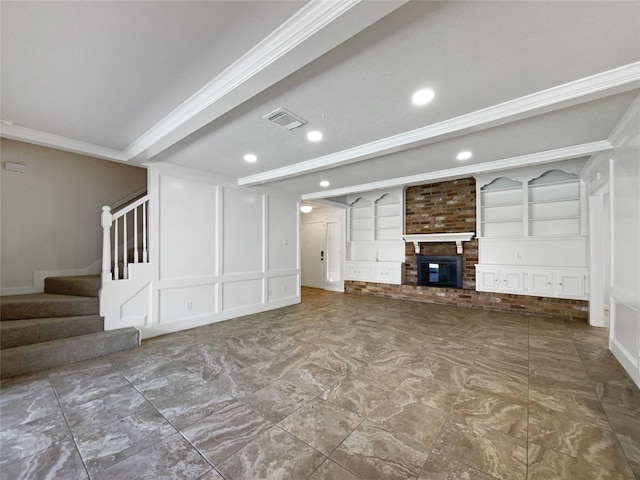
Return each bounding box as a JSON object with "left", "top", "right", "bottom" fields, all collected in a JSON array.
[
  {"left": 301, "top": 141, "right": 613, "bottom": 200},
  {"left": 125, "top": 0, "right": 408, "bottom": 162},
  {"left": 239, "top": 62, "right": 640, "bottom": 186},
  {"left": 0, "top": 0, "right": 408, "bottom": 164}
]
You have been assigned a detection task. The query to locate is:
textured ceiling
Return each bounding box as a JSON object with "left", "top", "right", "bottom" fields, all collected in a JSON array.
[{"left": 1, "top": 0, "right": 639, "bottom": 199}]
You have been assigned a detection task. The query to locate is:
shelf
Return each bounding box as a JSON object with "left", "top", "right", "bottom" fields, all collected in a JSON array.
[
  {"left": 481, "top": 203, "right": 523, "bottom": 208},
  {"left": 528, "top": 198, "right": 579, "bottom": 205},
  {"left": 529, "top": 179, "right": 579, "bottom": 188},
  {"left": 376, "top": 227, "right": 401, "bottom": 231},
  {"left": 529, "top": 216, "right": 580, "bottom": 221},
  {"left": 374, "top": 214, "right": 400, "bottom": 218},
  {"left": 481, "top": 186, "right": 522, "bottom": 193},
  {"left": 481, "top": 219, "right": 522, "bottom": 224}
]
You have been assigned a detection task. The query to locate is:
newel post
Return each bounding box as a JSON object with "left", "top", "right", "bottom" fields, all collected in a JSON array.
[{"left": 101, "top": 206, "right": 112, "bottom": 282}]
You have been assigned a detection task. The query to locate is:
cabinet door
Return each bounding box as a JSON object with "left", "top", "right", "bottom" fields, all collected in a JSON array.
[
  {"left": 372, "top": 265, "right": 388, "bottom": 283},
  {"left": 527, "top": 270, "right": 554, "bottom": 296},
  {"left": 476, "top": 267, "right": 501, "bottom": 292},
  {"left": 501, "top": 268, "right": 525, "bottom": 294},
  {"left": 345, "top": 263, "right": 359, "bottom": 281},
  {"left": 555, "top": 270, "right": 587, "bottom": 299}
]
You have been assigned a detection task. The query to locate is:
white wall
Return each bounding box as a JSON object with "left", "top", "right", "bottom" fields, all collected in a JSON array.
[
  {"left": 105, "top": 163, "right": 300, "bottom": 338},
  {"left": 608, "top": 95, "right": 640, "bottom": 387},
  {"left": 0, "top": 139, "right": 147, "bottom": 294}
]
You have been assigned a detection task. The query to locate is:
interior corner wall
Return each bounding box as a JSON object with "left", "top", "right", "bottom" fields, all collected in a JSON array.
[
  {"left": 143, "top": 163, "right": 300, "bottom": 338},
  {"left": 608, "top": 94, "right": 640, "bottom": 387},
  {"left": 0, "top": 138, "right": 147, "bottom": 293}
]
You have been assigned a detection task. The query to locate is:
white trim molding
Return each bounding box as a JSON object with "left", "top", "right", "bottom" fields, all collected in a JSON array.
[
  {"left": 403, "top": 233, "right": 475, "bottom": 254},
  {"left": 303, "top": 141, "right": 612, "bottom": 200},
  {"left": 239, "top": 62, "right": 640, "bottom": 186},
  {"left": 0, "top": 123, "right": 126, "bottom": 162}
]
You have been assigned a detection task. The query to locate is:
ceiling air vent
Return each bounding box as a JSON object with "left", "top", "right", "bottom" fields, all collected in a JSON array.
[{"left": 263, "top": 107, "right": 307, "bottom": 130}]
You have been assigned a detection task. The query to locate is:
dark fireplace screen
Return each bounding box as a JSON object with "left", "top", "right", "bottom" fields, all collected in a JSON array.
[{"left": 417, "top": 255, "right": 462, "bottom": 288}]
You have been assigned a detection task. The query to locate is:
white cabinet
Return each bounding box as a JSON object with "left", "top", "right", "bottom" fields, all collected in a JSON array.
[
  {"left": 526, "top": 269, "right": 555, "bottom": 296},
  {"left": 476, "top": 265, "right": 588, "bottom": 300},
  {"left": 554, "top": 270, "right": 587, "bottom": 299},
  {"left": 475, "top": 266, "right": 524, "bottom": 294},
  {"left": 476, "top": 267, "right": 501, "bottom": 291},
  {"left": 345, "top": 261, "right": 403, "bottom": 285},
  {"left": 501, "top": 268, "right": 526, "bottom": 294}
]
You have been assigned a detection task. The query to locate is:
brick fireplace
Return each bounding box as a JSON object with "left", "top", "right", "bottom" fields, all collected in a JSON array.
[{"left": 345, "top": 177, "right": 589, "bottom": 321}]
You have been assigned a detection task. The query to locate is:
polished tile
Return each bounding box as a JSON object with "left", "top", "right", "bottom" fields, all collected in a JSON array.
[
  {"left": 367, "top": 399, "right": 448, "bottom": 446},
  {"left": 528, "top": 401, "right": 633, "bottom": 477},
  {"left": 62, "top": 384, "right": 150, "bottom": 429},
  {"left": 92, "top": 433, "right": 212, "bottom": 480},
  {"left": 331, "top": 420, "right": 431, "bottom": 480},
  {"left": 2, "top": 288, "right": 639, "bottom": 479},
  {"left": 386, "top": 374, "right": 460, "bottom": 412},
  {"left": 180, "top": 401, "right": 272, "bottom": 465},
  {"left": 320, "top": 372, "right": 390, "bottom": 417},
  {"left": 452, "top": 388, "right": 528, "bottom": 440},
  {"left": 240, "top": 378, "right": 316, "bottom": 423},
  {"left": 527, "top": 443, "right": 630, "bottom": 480},
  {"left": 309, "top": 459, "right": 361, "bottom": 480},
  {"left": 73, "top": 404, "right": 176, "bottom": 475},
  {"left": 419, "top": 451, "right": 497, "bottom": 480},
  {"left": 0, "top": 412, "right": 72, "bottom": 467},
  {"left": 0, "top": 385, "right": 61, "bottom": 432},
  {"left": 151, "top": 383, "right": 236, "bottom": 430},
  {"left": 0, "top": 440, "right": 88, "bottom": 480},
  {"left": 432, "top": 413, "right": 527, "bottom": 480},
  {"left": 217, "top": 426, "right": 325, "bottom": 480},
  {"left": 278, "top": 397, "right": 363, "bottom": 456},
  {"left": 212, "top": 365, "right": 278, "bottom": 397}
]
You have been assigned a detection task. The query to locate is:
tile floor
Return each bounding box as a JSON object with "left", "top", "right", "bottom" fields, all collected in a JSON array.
[{"left": 1, "top": 288, "right": 639, "bottom": 480}]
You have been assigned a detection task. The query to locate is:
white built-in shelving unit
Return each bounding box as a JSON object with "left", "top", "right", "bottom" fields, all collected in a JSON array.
[
  {"left": 474, "top": 159, "right": 589, "bottom": 300},
  {"left": 480, "top": 178, "right": 523, "bottom": 237},
  {"left": 345, "top": 188, "right": 405, "bottom": 284}
]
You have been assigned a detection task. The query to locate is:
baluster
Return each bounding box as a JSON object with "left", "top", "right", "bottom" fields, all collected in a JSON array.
[
  {"left": 133, "top": 206, "right": 139, "bottom": 263},
  {"left": 123, "top": 212, "right": 128, "bottom": 279},
  {"left": 113, "top": 218, "right": 119, "bottom": 280},
  {"left": 101, "top": 206, "right": 112, "bottom": 283},
  {"left": 142, "top": 200, "right": 148, "bottom": 262}
]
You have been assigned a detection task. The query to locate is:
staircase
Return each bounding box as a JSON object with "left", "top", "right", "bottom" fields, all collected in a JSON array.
[{"left": 0, "top": 275, "right": 139, "bottom": 379}]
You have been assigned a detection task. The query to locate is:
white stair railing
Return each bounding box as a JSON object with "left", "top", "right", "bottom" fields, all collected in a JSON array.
[{"left": 101, "top": 195, "right": 149, "bottom": 281}]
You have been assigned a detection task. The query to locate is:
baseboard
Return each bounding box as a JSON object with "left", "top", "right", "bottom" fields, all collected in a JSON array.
[
  {"left": 610, "top": 337, "right": 640, "bottom": 389},
  {"left": 1, "top": 260, "right": 102, "bottom": 296}
]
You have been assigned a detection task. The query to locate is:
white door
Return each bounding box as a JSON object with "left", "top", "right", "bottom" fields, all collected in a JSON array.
[{"left": 301, "top": 223, "right": 325, "bottom": 288}]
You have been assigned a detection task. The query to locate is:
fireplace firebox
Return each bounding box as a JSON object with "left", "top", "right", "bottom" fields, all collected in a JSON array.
[{"left": 417, "top": 255, "right": 462, "bottom": 288}]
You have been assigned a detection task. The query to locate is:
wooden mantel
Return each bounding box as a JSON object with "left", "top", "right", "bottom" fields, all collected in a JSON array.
[{"left": 403, "top": 232, "right": 475, "bottom": 254}]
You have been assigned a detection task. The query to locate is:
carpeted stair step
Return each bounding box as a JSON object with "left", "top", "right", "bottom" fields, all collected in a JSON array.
[
  {"left": 0, "top": 294, "right": 99, "bottom": 321},
  {"left": 1, "top": 328, "right": 140, "bottom": 379},
  {"left": 0, "top": 315, "right": 104, "bottom": 349},
  {"left": 44, "top": 275, "right": 101, "bottom": 297}
]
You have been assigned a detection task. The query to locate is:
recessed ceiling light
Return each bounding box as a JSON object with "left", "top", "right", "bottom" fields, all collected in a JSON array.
[
  {"left": 456, "top": 150, "right": 473, "bottom": 161},
  {"left": 319, "top": 180, "right": 330, "bottom": 187},
  {"left": 412, "top": 88, "right": 435, "bottom": 106},
  {"left": 300, "top": 205, "right": 313, "bottom": 213},
  {"left": 306, "top": 131, "right": 323, "bottom": 142},
  {"left": 243, "top": 153, "right": 257, "bottom": 163}
]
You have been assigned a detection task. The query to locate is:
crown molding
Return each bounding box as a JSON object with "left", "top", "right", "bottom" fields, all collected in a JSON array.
[
  {"left": 239, "top": 62, "right": 640, "bottom": 186},
  {"left": 301, "top": 141, "right": 612, "bottom": 200},
  {"left": 0, "top": 123, "right": 126, "bottom": 162},
  {"left": 125, "top": 0, "right": 406, "bottom": 158}
]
